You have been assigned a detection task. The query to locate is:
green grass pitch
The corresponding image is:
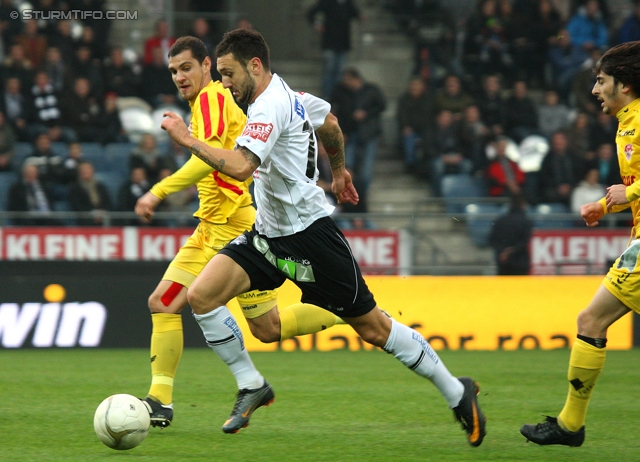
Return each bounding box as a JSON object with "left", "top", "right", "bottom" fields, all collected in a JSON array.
[{"left": 2, "top": 348, "right": 640, "bottom": 461}]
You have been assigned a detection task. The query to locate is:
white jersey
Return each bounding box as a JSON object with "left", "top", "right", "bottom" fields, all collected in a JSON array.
[{"left": 235, "top": 74, "right": 334, "bottom": 237}]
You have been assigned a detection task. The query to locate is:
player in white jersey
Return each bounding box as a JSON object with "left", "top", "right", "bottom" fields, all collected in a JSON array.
[{"left": 160, "top": 28, "right": 486, "bottom": 446}]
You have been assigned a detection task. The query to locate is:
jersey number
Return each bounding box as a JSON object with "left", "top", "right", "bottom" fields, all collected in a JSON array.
[{"left": 303, "top": 120, "right": 316, "bottom": 179}]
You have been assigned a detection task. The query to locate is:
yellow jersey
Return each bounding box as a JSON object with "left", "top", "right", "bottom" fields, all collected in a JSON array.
[{"left": 150, "top": 80, "right": 252, "bottom": 224}]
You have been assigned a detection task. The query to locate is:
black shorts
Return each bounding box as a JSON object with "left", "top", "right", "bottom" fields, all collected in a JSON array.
[{"left": 219, "top": 216, "right": 377, "bottom": 317}]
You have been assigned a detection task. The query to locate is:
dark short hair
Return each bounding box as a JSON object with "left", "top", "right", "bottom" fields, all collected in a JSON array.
[
  {"left": 342, "top": 67, "right": 362, "bottom": 80},
  {"left": 215, "top": 28, "right": 270, "bottom": 71},
  {"left": 595, "top": 41, "right": 640, "bottom": 95},
  {"left": 168, "top": 36, "right": 209, "bottom": 64}
]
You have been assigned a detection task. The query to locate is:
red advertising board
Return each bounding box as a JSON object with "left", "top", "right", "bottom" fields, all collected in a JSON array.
[
  {"left": 0, "top": 227, "right": 409, "bottom": 274},
  {"left": 530, "top": 229, "right": 631, "bottom": 275}
]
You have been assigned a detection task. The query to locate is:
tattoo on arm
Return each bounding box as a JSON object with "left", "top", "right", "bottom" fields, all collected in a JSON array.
[
  {"left": 190, "top": 143, "right": 226, "bottom": 172},
  {"left": 317, "top": 126, "right": 345, "bottom": 170},
  {"left": 237, "top": 146, "right": 261, "bottom": 170}
]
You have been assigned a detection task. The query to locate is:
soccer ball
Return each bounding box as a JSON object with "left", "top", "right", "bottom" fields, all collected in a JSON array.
[{"left": 93, "top": 394, "right": 150, "bottom": 450}]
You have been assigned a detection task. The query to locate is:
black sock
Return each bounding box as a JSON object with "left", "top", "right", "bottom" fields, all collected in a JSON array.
[{"left": 577, "top": 334, "right": 607, "bottom": 349}]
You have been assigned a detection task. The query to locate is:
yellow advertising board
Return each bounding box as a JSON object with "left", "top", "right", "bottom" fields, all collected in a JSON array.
[{"left": 227, "top": 276, "right": 633, "bottom": 351}]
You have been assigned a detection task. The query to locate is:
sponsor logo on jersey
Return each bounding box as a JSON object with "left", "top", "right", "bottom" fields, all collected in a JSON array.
[
  {"left": 242, "top": 122, "right": 273, "bottom": 142},
  {"left": 625, "top": 143, "right": 633, "bottom": 161},
  {"left": 619, "top": 128, "right": 635, "bottom": 137},
  {"left": 294, "top": 97, "right": 305, "bottom": 120}
]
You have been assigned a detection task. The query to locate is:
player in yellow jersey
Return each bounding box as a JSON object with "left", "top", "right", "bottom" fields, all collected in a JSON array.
[
  {"left": 521, "top": 41, "right": 640, "bottom": 447},
  {"left": 134, "top": 36, "right": 347, "bottom": 432}
]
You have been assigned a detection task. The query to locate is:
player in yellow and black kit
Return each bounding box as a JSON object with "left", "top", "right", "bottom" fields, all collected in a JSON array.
[
  {"left": 521, "top": 41, "right": 640, "bottom": 447},
  {"left": 134, "top": 36, "right": 342, "bottom": 432}
]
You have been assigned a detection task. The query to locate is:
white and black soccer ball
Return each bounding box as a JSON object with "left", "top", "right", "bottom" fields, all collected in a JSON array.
[{"left": 94, "top": 394, "right": 150, "bottom": 450}]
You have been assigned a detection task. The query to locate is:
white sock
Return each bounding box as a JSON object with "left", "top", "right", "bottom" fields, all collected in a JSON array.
[
  {"left": 193, "top": 306, "right": 264, "bottom": 390},
  {"left": 384, "top": 318, "right": 464, "bottom": 407}
]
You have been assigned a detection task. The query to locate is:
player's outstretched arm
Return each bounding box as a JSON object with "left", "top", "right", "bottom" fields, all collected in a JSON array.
[
  {"left": 161, "top": 111, "right": 259, "bottom": 181},
  {"left": 315, "top": 112, "right": 359, "bottom": 205}
]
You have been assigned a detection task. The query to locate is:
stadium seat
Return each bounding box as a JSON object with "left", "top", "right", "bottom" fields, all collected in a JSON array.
[
  {"left": 52, "top": 200, "right": 76, "bottom": 226},
  {"left": 518, "top": 135, "right": 549, "bottom": 173},
  {"left": 119, "top": 107, "right": 154, "bottom": 144},
  {"left": 104, "top": 143, "right": 135, "bottom": 176},
  {"left": 12, "top": 142, "right": 33, "bottom": 171},
  {"left": 50, "top": 142, "right": 68, "bottom": 158},
  {"left": 151, "top": 106, "right": 187, "bottom": 143},
  {"left": 441, "top": 173, "right": 483, "bottom": 215},
  {"left": 95, "top": 171, "right": 126, "bottom": 207},
  {"left": 533, "top": 203, "right": 573, "bottom": 229},
  {"left": 80, "top": 143, "right": 107, "bottom": 171},
  {"left": 0, "top": 171, "right": 17, "bottom": 212},
  {"left": 465, "top": 202, "right": 503, "bottom": 247}
]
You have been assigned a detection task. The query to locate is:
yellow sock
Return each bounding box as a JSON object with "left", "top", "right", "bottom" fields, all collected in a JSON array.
[
  {"left": 558, "top": 338, "right": 606, "bottom": 432},
  {"left": 147, "top": 313, "right": 183, "bottom": 405},
  {"left": 279, "top": 303, "right": 340, "bottom": 340}
]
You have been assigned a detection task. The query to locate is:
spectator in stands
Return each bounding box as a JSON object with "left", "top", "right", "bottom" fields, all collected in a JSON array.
[
  {"left": 476, "top": 74, "right": 505, "bottom": 137},
  {"left": 75, "top": 25, "right": 107, "bottom": 62},
  {"left": 103, "top": 46, "right": 139, "bottom": 98},
  {"left": 60, "top": 77, "right": 101, "bottom": 142},
  {"left": 59, "top": 141, "right": 84, "bottom": 185},
  {"left": 463, "top": 0, "right": 513, "bottom": 83},
  {"left": 527, "top": 0, "right": 564, "bottom": 89},
  {"left": 566, "top": 0, "right": 608, "bottom": 52},
  {"left": 70, "top": 46, "right": 103, "bottom": 98},
  {"left": 547, "top": 28, "right": 589, "bottom": 102},
  {"left": 537, "top": 89, "right": 575, "bottom": 138},
  {"left": 23, "top": 132, "right": 65, "bottom": 195},
  {"left": 307, "top": 0, "right": 361, "bottom": 99},
  {"left": 566, "top": 111, "right": 594, "bottom": 171},
  {"left": 97, "top": 92, "right": 127, "bottom": 144},
  {"left": 570, "top": 48, "right": 602, "bottom": 118},
  {"left": 428, "top": 109, "right": 473, "bottom": 195},
  {"left": 433, "top": 74, "right": 475, "bottom": 119},
  {"left": 14, "top": 19, "right": 47, "bottom": 68},
  {"left": 592, "top": 142, "right": 621, "bottom": 187},
  {"left": 488, "top": 193, "right": 532, "bottom": 275},
  {"left": 118, "top": 166, "right": 151, "bottom": 226},
  {"left": 159, "top": 139, "right": 190, "bottom": 171},
  {"left": 617, "top": 0, "right": 640, "bottom": 44},
  {"left": 144, "top": 19, "right": 176, "bottom": 65},
  {"left": 498, "top": 0, "right": 533, "bottom": 86},
  {"left": 27, "top": 70, "right": 76, "bottom": 143},
  {"left": 2, "top": 43, "right": 34, "bottom": 87},
  {"left": 538, "top": 131, "right": 579, "bottom": 206},
  {"left": 570, "top": 167, "right": 606, "bottom": 213},
  {"left": 0, "top": 110, "right": 15, "bottom": 172},
  {"left": 407, "top": 0, "right": 456, "bottom": 83},
  {"left": 68, "top": 160, "right": 112, "bottom": 226},
  {"left": 8, "top": 163, "right": 55, "bottom": 225},
  {"left": 1, "top": 77, "right": 29, "bottom": 141},
  {"left": 188, "top": 18, "right": 216, "bottom": 55},
  {"left": 330, "top": 67, "right": 386, "bottom": 213},
  {"left": 397, "top": 76, "right": 433, "bottom": 172},
  {"left": 43, "top": 46, "right": 66, "bottom": 93},
  {"left": 155, "top": 167, "right": 197, "bottom": 227},
  {"left": 48, "top": 20, "right": 75, "bottom": 65},
  {"left": 129, "top": 133, "right": 162, "bottom": 183},
  {"left": 503, "top": 80, "right": 539, "bottom": 142},
  {"left": 589, "top": 110, "right": 617, "bottom": 150},
  {"left": 486, "top": 136, "right": 525, "bottom": 197},
  {"left": 457, "top": 104, "right": 490, "bottom": 173},
  {"left": 141, "top": 46, "right": 178, "bottom": 108},
  {"left": 0, "top": 0, "right": 22, "bottom": 46}
]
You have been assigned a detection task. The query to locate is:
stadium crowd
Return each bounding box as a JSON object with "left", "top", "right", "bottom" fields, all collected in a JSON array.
[{"left": 0, "top": 0, "right": 637, "bottom": 227}]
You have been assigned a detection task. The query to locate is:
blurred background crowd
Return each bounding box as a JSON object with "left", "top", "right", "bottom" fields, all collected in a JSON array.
[{"left": 0, "top": 0, "right": 636, "bottom": 235}]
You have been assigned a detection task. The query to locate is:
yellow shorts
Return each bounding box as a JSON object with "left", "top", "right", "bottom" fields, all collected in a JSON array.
[
  {"left": 163, "top": 206, "right": 256, "bottom": 287},
  {"left": 603, "top": 238, "right": 640, "bottom": 313},
  {"left": 162, "top": 206, "right": 278, "bottom": 318}
]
